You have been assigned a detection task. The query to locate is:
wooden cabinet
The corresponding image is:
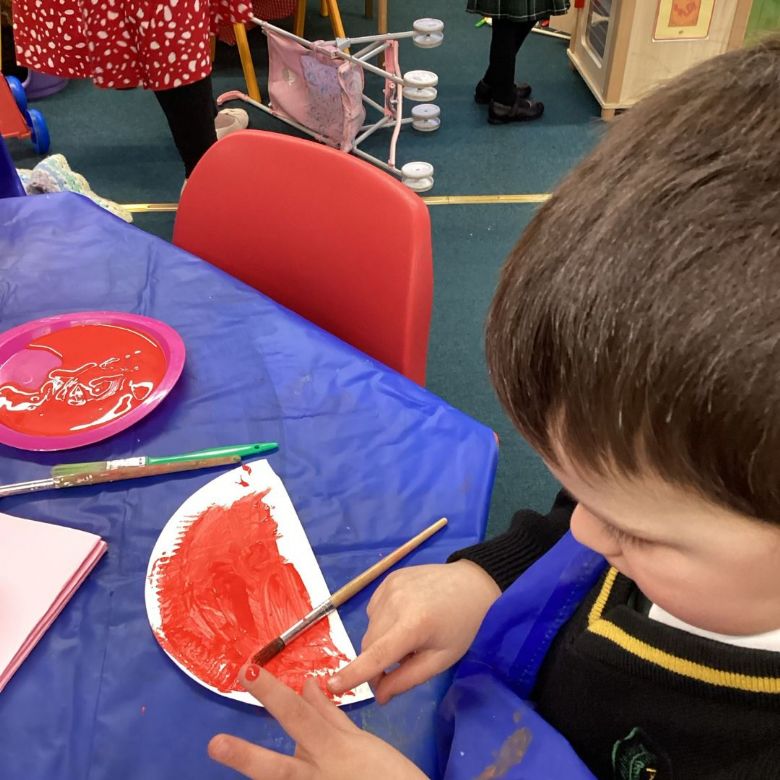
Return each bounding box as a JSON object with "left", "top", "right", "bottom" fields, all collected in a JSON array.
[{"left": 567, "top": 0, "right": 754, "bottom": 119}]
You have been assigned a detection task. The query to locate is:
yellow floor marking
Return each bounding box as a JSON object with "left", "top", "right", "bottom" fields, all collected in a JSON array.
[
  {"left": 123, "top": 194, "right": 552, "bottom": 214},
  {"left": 422, "top": 194, "right": 551, "bottom": 206}
]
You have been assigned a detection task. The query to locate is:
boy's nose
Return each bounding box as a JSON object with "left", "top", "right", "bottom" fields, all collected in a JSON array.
[{"left": 570, "top": 504, "right": 622, "bottom": 558}]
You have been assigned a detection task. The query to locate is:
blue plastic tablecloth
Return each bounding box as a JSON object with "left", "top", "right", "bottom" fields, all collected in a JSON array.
[{"left": 0, "top": 194, "right": 497, "bottom": 780}]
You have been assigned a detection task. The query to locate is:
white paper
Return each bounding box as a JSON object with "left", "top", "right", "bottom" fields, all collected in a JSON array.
[{"left": 145, "top": 461, "right": 373, "bottom": 706}]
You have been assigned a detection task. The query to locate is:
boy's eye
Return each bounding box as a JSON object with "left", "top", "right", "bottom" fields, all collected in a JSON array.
[{"left": 601, "top": 519, "right": 649, "bottom": 548}]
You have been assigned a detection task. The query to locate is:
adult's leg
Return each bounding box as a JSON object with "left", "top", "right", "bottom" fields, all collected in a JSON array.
[{"left": 154, "top": 75, "right": 218, "bottom": 178}]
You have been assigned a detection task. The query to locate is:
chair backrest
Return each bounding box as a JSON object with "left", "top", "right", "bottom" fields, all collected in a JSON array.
[
  {"left": 174, "top": 130, "right": 433, "bottom": 384},
  {"left": 0, "top": 135, "right": 25, "bottom": 199}
]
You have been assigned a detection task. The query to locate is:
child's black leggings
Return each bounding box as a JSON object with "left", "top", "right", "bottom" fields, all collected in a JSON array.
[
  {"left": 483, "top": 19, "right": 536, "bottom": 105},
  {"left": 154, "top": 76, "right": 218, "bottom": 178}
]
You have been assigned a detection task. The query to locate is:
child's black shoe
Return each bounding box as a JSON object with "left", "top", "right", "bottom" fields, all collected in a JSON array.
[
  {"left": 488, "top": 96, "right": 544, "bottom": 124},
  {"left": 474, "top": 79, "right": 532, "bottom": 105}
]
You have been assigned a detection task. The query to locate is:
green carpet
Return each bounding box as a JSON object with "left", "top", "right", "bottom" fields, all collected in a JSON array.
[
  {"left": 426, "top": 204, "right": 561, "bottom": 528},
  {"left": 6, "top": 0, "right": 604, "bottom": 534}
]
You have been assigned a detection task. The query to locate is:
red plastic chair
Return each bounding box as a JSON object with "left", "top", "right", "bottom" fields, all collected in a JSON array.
[{"left": 174, "top": 130, "right": 433, "bottom": 385}]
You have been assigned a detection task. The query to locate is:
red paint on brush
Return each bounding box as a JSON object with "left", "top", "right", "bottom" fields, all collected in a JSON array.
[
  {"left": 0, "top": 323, "right": 167, "bottom": 436},
  {"left": 153, "top": 491, "right": 347, "bottom": 695}
]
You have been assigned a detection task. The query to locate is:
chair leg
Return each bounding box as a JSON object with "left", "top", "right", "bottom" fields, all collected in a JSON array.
[
  {"left": 294, "top": 0, "right": 306, "bottom": 37},
  {"left": 325, "top": 0, "right": 346, "bottom": 39},
  {"left": 233, "top": 23, "right": 262, "bottom": 103},
  {"left": 320, "top": 0, "right": 328, "bottom": 16},
  {"left": 378, "top": 0, "right": 387, "bottom": 34},
  {"left": 209, "top": 35, "right": 217, "bottom": 64},
  {"left": 365, "top": 0, "right": 373, "bottom": 19}
]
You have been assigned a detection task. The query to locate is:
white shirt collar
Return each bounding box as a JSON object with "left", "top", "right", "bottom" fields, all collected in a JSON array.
[{"left": 648, "top": 603, "right": 780, "bottom": 652}]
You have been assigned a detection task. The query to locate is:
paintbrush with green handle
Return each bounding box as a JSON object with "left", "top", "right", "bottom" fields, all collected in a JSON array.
[
  {"left": 252, "top": 517, "right": 448, "bottom": 666},
  {"left": 0, "top": 456, "right": 242, "bottom": 498},
  {"left": 50, "top": 442, "right": 279, "bottom": 477}
]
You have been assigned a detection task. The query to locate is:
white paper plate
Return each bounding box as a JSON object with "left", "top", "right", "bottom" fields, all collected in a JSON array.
[{"left": 145, "top": 460, "right": 372, "bottom": 706}]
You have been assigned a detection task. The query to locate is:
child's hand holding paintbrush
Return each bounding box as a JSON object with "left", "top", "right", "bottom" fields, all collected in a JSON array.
[
  {"left": 325, "top": 558, "right": 501, "bottom": 704},
  {"left": 209, "top": 520, "right": 501, "bottom": 780}
]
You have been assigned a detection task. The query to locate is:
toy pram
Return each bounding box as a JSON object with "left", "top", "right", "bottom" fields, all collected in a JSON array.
[{"left": 218, "top": 17, "right": 444, "bottom": 192}]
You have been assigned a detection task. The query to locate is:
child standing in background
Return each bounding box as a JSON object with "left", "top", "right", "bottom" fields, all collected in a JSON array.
[
  {"left": 12, "top": 0, "right": 251, "bottom": 179},
  {"left": 468, "top": 0, "right": 570, "bottom": 123}
]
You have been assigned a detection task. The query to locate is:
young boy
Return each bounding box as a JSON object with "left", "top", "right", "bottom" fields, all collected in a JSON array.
[{"left": 207, "top": 37, "right": 780, "bottom": 779}]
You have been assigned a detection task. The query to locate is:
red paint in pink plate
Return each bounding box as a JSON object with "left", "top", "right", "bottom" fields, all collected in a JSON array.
[
  {"left": 152, "top": 491, "right": 347, "bottom": 696},
  {"left": 0, "top": 324, "right": 166, "bottom": 436},
  {"left": 0, "top": 312, "right": 185, "bottom": 451}
]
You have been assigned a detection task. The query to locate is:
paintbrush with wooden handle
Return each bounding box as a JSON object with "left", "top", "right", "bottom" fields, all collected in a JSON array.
[
  {"left": 252, "top": 517, "right": 448, "bottom": 666},
  {"left": 0, "top": 456, "right": 241, "bottom": 498}
]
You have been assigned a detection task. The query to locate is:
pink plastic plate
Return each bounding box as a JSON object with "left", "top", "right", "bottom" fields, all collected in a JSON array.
[{"left": 0, "top": 312, "right": 185, "bottom": 451}]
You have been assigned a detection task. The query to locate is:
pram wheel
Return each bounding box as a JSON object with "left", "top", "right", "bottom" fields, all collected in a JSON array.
[
  {"left": 404, "top": 70, "right": 438, "bottom": 88},
  {"left": 413, "top": 18, "right": 444, "bottom": 48},
  {"left": 404, "top": 86, "right": 438, "bottom": 102},
  {"left": 404, "top": 71, "right": 438, "bottom": 102},
  {"left": 401, "top": 161, "right": 434, "bottom": 193},
  {"left": 411, "top": 104, "right": 441, "bottom": 132}
]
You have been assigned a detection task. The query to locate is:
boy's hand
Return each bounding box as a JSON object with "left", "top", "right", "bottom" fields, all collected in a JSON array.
[
  {"left": 208, "top": 666, "right": 427, "bottom": 780},
  {"left": 328, "top": 561, "right": 501, "bottom": 704}
]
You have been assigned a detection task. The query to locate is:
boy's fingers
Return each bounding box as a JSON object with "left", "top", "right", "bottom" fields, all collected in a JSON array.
[
  {"left": 327, "top": 633, "right": 414, "bottom": 694},
  {"left": 208, "top": 734, "right": 314, "bottom": 780},
  {"left": 365, "top": 583, "right": 388, "bottom": 617},
  {"left": 374, "top": 651, "right": 441, "bottom": 705},
  {"left": 239, "top": 665, "right": 326, "bottom": 751},
  {"left": 301, "top": 677, "right": 360, "bottom": 732}
]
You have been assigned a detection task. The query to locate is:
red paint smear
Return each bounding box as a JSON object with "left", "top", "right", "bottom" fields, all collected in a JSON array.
[
  {"left": 237, "top": 463, "right": 252, "bottom": 487},
  {"left": 153, "top": 491, "right": 348, "bottom": 695},
  {"left": 0, "top": 323, "right": 166, "bottom": 436}
]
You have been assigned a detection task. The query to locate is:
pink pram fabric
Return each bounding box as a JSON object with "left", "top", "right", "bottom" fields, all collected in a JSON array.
[{"left": 267, "top": 30, "right": 366, "bottom": 152}]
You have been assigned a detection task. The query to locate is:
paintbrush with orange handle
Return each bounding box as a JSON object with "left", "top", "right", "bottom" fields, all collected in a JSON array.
[{"left": 252, "top": 517, "right": 448, "bottom": 666}]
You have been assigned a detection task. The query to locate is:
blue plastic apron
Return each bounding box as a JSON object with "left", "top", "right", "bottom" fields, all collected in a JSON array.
[{"left": 438, "top": 532, "right": 608, "bottom": 779}]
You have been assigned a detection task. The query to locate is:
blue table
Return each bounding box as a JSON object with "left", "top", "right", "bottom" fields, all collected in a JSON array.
[{"left": 0, "top": 194, "right": 497, "bottom": 780}]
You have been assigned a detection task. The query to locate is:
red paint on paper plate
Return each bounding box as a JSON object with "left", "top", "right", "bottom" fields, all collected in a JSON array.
[
  {"left": 0, "top": 323, "right": 167, "bottom": 436},
  {"left": 152, "top": 491, "right": 348, "bottom": 695}
]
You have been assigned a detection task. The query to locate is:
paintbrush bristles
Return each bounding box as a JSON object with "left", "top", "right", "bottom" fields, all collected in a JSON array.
[
  {"left": 248, "top": 518, "right": 448, "bottom": 669},
  {"left": 252, "top": 637, "right": 285, "bottom": 667}
]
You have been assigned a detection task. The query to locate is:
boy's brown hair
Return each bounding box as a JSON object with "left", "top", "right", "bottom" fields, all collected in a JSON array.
[{"left": 486, "top": 37, "right": 780, "bottom": 523}]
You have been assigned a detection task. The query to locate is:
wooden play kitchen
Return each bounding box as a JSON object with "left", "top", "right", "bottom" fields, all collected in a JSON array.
[{"left": 567, "top": 0, "right": 755, "bottom": 119}]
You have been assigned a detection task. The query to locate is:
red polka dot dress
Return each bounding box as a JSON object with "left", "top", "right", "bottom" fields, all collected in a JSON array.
[{"left": 13, "top": 0, "right": 254, "bottom": 91}]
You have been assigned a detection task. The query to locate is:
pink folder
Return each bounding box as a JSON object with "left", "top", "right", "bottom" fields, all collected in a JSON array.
[{"left": 0, "top": 512, "right": 107, "bottom": 692}]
